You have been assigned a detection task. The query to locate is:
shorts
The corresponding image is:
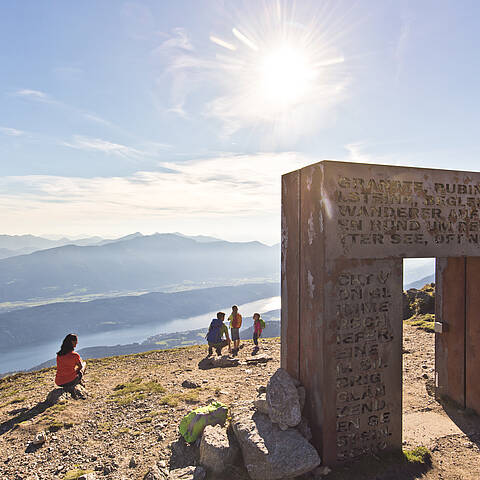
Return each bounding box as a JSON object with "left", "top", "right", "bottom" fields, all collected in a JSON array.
[{"left": 231, "top": 328, "right": 240, "bottom": 341}]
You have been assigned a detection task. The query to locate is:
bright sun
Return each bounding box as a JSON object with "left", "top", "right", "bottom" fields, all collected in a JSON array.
[
  {"left": 208, "top": 9, "right": 346, "bottom": 132},
  {"left": 258, "top": 45, "right": 316, "bottom": 108}
]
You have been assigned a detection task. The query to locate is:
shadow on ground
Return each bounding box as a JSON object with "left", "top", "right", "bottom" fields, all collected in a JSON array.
[
  {"left": 324, "top": 450, "right": 432, "bottom": 480},
  {"left": 0, "top": 388, "right": 71, "bottom": 436},
  {"left": 438, "top": 396, "right": 480, "bottom": 447}
]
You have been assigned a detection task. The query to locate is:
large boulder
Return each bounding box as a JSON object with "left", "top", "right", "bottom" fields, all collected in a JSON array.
[
  {"left": 231, "top": 403, "right": 320, "bottom": 480},
  {"left": 199, "top": 425, "right": 240, "bottom": 474},
  {"left": 266, "top": 369, "right": 302, "bottom": 429}
]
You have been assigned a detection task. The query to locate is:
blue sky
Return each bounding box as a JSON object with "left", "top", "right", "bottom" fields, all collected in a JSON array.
[{"left": 1, "top": 0, "right": 479, "bottom": 243}]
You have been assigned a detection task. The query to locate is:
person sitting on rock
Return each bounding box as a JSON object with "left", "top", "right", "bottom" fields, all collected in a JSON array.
[
  {"left": 55, "top": 333, "right": 86, "bottom": 399},
  {"left": 206, "top": 312, "right": 231, "bottom": 357},
  {"left": 252, "top": 312, "right": 265, "bottom": 353},
  {"left": 228, "top": 305, "right": 242, "bottom": 356}
]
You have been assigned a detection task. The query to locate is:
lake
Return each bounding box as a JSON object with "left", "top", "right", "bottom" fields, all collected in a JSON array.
[{"left": 0, "top": 296, "right": 281, "bottom": 374}]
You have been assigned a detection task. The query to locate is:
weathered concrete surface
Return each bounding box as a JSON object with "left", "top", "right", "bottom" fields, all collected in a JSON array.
[
  {"left": 320, "top": 161, "right": 480, "bottom": 259},
  {"left": 281, "top": 171, "right": 301, "bottom": 379},
  {"left": 325, "top": 258, "right": 403, "bottom": 464},
  {"left": 279, "top": 160, "right": 480, "bottom": 464}
]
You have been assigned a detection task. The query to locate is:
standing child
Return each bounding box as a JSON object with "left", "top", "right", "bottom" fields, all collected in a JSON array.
[
  {"left": 228, "top": 305, "right": 242, "bottom": 356},
  {"left": 252, "top": 313, "right": 265, "bottom": 352}
]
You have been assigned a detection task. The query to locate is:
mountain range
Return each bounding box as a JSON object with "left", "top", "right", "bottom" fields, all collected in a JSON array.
[
  {"left": 0, "top": 232, "right": 221, "bottom": 260},
  {"left": 404, "top": 274, "right": 435, "bottom": 290},
  {"left": 0, "top": 233, "right": 279, "bottom": 303}
]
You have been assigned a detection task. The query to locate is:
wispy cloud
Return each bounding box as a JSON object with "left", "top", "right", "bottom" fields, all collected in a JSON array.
[
  {"left": 152, "top": 28, "right": 211, "bottom": 117},
  {"left": 154, "top": 7, "right": 350, "bottom": 140},
  {"left": 13, "top": 88, "right": 114, "bottom": 130},
  {"left": 15, "top": 89, "right": 50, "bottom": 101},
  {"left": 0, "top": 153, "right": 311, "bottom": 240},
  {"left": 0, "top": 126, "right": 25, "bottom": 137},
  {"left": 82, "top": 113, "right": 113, "bottom": 127},
  {"left": 61, "top": 135, "right": 144, "bottom": 159},
  {"left": 155, "top": 27, "right": 194, "bottom": 53}
]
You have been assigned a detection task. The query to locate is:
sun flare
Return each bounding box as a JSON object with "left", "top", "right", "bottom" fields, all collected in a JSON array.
[
  {"left": 258, "top": 44, "right": 316, "bottom": 107},
  {"left": 207, "top": 4, "right": 348, "bottom": 139}
]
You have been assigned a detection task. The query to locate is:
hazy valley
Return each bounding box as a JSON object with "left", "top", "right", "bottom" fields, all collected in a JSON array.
[{"left": 0, "top": 232, "right": 434, "bottom": 376}]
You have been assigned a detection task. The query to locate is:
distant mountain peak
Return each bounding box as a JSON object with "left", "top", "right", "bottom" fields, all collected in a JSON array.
[{"left": 172, "top": 232, "right": 221, "bottom": 243}]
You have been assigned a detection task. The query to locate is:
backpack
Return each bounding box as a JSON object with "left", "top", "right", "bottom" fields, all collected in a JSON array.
[
  {"left": 206, "top": 318, "right": 223, "bottom": 344},
  {"left": 230, "top": 313, "right": 242, "bottom": 329},
  {"left": 259, "top": 318, "right": 266, "bottom": 329},
  {"left": 179, "top": 401, "right": 228, "bottom": 443}
]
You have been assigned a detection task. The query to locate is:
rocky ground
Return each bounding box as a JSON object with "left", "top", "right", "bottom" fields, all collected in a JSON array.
[{"left": 1, "top": 326, "right": 480, "bottom": 480}]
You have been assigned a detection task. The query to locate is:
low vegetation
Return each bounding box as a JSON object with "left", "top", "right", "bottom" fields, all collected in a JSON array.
[
  {"left": 109, "top": 378, "right": 165, "bottom": 405},
  {"left": 404, "top": 446, "right": 432, "bottom": 464},
  {"left": 405, "top": 314, "right": 435, "bottom": 333},
  {"left": 159, "top": 391, "right": 200, "bottom": 407},
  {"left": 403, "top": 283, "right": 435, "bottom": 320}
]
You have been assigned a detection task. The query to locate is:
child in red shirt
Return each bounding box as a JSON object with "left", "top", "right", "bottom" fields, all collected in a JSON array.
[{"left": 253, "top": 313, "right": 265, "bottom": 352}]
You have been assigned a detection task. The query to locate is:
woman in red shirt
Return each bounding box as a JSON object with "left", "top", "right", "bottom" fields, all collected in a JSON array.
[{"left": 55, "top": 333, "right": 86, "bottom": 398}]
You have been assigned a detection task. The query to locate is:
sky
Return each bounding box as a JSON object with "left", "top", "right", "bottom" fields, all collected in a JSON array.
[{"left": 1, "top": 0, "right": 480, "bottom": 244}]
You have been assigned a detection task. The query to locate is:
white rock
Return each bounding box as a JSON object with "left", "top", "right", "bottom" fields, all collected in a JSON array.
[{"left": 32, "top": 432, "right": 46, "bottom": 445}]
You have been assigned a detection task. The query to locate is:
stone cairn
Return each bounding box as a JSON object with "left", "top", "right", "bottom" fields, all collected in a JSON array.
[{"left": 149, "top": 368, "right": 329, "bottom": 480}]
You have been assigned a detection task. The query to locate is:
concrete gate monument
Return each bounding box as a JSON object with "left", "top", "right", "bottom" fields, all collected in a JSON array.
[{"left": 281, "top": 161, "right": 480, "bottom": 465}]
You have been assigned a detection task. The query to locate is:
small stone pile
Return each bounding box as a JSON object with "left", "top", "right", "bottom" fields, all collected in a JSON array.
[
  {"left": 154, "top": 368, "right": 328, "bottom": 480},
  {"left": 229, "top": 368, "right": 321, "bottom": 480}
]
